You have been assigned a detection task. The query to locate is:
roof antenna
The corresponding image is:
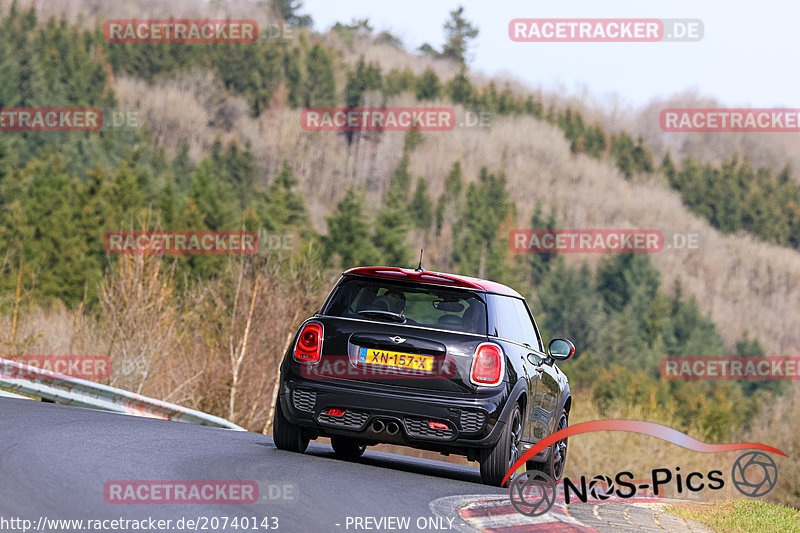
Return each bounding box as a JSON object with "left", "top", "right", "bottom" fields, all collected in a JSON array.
[{"left": 415, "top": 249, "right": 424, "bottom": 271}]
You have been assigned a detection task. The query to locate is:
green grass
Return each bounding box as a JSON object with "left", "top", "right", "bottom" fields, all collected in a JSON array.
[{"left": 668, "top": 500, "right": 800, "bottom": 533}]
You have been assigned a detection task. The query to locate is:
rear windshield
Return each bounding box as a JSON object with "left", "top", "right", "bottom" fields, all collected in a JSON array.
[{"left": 324, "top": 277, "right": 487, "bottom": 335}]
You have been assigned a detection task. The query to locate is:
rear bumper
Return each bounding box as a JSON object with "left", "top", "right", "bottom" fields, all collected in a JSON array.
[{"left": 279, "top": 376, "right": 511, "bottom": 455}]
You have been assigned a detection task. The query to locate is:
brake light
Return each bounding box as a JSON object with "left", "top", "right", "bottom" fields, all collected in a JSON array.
[
  {"left": 324, "top": 408, "right": 345, "bottom": 417},
  {"left": 294, "top": 322, "right": 323, "bottom": 362},
  {"left": 428, "top": 421, "right": 448, "bottom": 430},
  {"left": 470, "top": 343, "right": 504, "bottom": 386}
]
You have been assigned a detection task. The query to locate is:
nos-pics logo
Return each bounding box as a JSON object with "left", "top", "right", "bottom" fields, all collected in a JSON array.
[{"left": 503, "top": 420, "right": 784, "bottom": 517}]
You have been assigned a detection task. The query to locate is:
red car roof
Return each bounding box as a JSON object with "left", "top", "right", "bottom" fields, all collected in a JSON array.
[{"left": 343, "top": 266, "right": 522, "bottom": 297}]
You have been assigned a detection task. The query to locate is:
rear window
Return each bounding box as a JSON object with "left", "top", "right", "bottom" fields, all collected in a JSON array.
[{"left": 324, "top": 277, "right": 487, "bottom": 335}]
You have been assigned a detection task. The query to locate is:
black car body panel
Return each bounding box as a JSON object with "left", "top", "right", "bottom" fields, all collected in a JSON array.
[{"left": 277, "top": 267, "right": 572, "bottom": 462}]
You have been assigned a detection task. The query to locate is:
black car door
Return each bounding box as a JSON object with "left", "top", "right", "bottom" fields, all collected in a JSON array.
[
  {"left": 512, "top": 298, "right": 560, "bottom": 443},
  {"left": 489, "top": 295, "right": 543, "bottom": 442}
]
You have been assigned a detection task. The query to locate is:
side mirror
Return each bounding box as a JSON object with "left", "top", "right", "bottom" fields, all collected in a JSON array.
[{"left": 548, "top": 338, "right": 575, "bottom": 361}]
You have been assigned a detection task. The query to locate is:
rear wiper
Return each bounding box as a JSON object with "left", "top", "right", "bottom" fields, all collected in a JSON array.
[{"left": 357, "top": 310, "right": 407, "bottom": 323}]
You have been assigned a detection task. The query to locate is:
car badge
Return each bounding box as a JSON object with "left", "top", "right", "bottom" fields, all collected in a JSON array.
[{"left": 390, "top": 336, "right": 405, "bottom": 344}]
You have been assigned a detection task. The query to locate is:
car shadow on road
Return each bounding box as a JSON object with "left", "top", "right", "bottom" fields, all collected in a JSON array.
[
  {"left": 258, "top": 438, "right": 498, "bottom": 487},
  {"left": 309, "top": 443, "right": 498, "bottom": 487}
]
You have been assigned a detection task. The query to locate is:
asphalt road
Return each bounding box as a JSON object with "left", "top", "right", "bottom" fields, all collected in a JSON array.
[{"left": 0, "top": 399, "right": 712, "bottom": 533}]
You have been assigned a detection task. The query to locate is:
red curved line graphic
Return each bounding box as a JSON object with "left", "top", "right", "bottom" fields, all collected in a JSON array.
[{"left": 501, "top": 419, "right": 786, "bottom": 486}]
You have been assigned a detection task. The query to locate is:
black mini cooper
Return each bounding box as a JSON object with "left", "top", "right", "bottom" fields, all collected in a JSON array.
[{"left": 273, "top": 266, "right": 574, "bottom": 486}]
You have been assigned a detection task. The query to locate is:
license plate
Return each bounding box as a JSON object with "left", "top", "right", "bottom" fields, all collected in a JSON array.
[{"left": 358, "top": 347, "right": 434, "bottom": 371}]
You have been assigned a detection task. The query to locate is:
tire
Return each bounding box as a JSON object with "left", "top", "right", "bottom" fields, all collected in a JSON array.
[
  {"left": 330, "top": 436, "right": 366, "bottom": 460},
  {"left": 527, "top": 409, "right": 568, "bottom": 482},
  {"left": 272, "top": 396, "right": 310, "bottom": 453},
  {"left": 480, "top": 405, "right": 523, "bottom": 487}
]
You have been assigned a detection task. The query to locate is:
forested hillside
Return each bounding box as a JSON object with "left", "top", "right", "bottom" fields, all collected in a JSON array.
[{"left": 1, "top": 0, "right": 798, "bottom": 506}]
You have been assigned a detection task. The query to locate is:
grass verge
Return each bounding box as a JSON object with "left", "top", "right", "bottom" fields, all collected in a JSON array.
[{"left": 668, "top": 500, "right": 800, "bottom": 533}]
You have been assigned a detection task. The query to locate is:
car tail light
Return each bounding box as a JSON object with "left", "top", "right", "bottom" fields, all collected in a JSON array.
[
  {"left": 294, "top": 322, "right": 323, "bottom": 362},
  {"left": 428, "top": 421, "right": 448, "bottom": 430},
  {"left": 470, "top": 343, "right": 504, "bottom": 386},
  {"left": 324, "top": 408, "right": 345, "bottom": 417}
]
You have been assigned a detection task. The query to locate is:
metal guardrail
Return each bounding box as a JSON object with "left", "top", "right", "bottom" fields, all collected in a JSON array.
[
  {"left": 0, "top": 388, "right": 29, "bottom": 399},
  {"left": 0, "top": 357, "right": 244, "bottom": 430}
]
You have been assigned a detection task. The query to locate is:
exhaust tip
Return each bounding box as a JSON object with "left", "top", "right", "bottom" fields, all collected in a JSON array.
[
  {"left": 371, "top": 420, "right": 385, "bottom": 433},
  {"left": 386, "top": 421, "right": 399, "bottom": 435}
]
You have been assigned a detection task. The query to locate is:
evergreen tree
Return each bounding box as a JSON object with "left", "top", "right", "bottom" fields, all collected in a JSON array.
[
  {"left": 495, "top": 87, "right": 519, "bottom": 115},
  {"left": 332, "top": 18, "right": 373, "bottom": 47},
  {"left": 594, "top": 305, "right": 650, "bottom": 370},
  {"left": 632, "top": 135, "right": 654, "bottom": 174},
  {"left": 528, "top": 200, "right": 558, "bottom": 284},
  {"left": 409, "top": 178, "right": 433, "bottom": 230},
  {"left": 261, "top": 160, "right": 310, "bottom": 232},
  {"left": 535, "top": 260, "right": 604, "bottom": 356},
  {"left": 660, "top": 149, "right": 677, "bottom": 182},
  {"left": 305, "top": 43, "right": 336, "bottom": 107},
  {"left": 171, "top": 138, "right": 195, "bottom": 191},
  {"left": 610, "top": 131, "right": 637, "bottom": 179},
  {"left": 558, "top": 108, "right": 585, "bottom": 152},
  {"left": 157, "top": 178, "right": 177, "bottom": 228},
  {"left": 187, "top": 158, "right": 238, "bottom": 230},
  {"left": 173, "top": 196, "right": 224, "bottom": 279},
  {"left": 446, "top": 69, "right": 474, "bottom": 104},
  {"left": 372, "top": 158, "right": 413, "bottom": 264},
  {"left": 452, "top": 167, "right": 513, "bottom": 279},
  {"left": 385, "top": 156, "right": 413, "bottom": 205},
  {"left": 284, "top": 47, "right": 305, "bottom": 108},
  {"left": 344, "top": 57, "right": 382, "bottom": 143},
  {"left": 417, "top": 43, "right": 442, "bottom": 59},
  {"left": 476, "top": 82, "right": 498, "bottom": 112},
  {"left": 109, "top": 162, "right": 144, "bottom": 226},
  {"left": 582, "top": 125, "right": 607, "bottom": 158},
  {"left": 415, "top": 68, "right": 441, "bottom": 100},
  {"left": 223, "top": 141, "right": 259, "bottom": 210},
  {"left": 442, "top": 6, "right": 479, "bottom": 65},
  {"left": 272, "top": 0, "right": 313, "bottom": 27},
  {"left": 323, "top": 189, "right": 379, "bottom": 266},
  {"left": 345, "top": 56, "right": 382, "bottom": 108},
  {"left": 524, "top": 95, "right": 543, "bottom": 118},
  {"left": 0, "top": 136, "right": 16, "bottom": 183},
  {"left": 80, "top": 164, "right": 114, "bottom": 258},
  {"left": 596, "top": 253, "right": 660, "bottom": 314},
  {"left": 435, "top": 161, "right": 464, "bottom": 235},
  {"left": 733, "top": 331, "right": 784, "bottom": 397},
  {"left": 403, "top": 130, "right": 425, "bottom": 153},
  {"left": 435, "top": 195, "right": 446, "bottom": 235},
  {"left": 735, "top": 331, "right": 764, "bottom": 357},
  {"left": 383, "top": 68, "right": 415, "bottom": 97},
  {"left": 0, "top": 158, "right": 96, "bottom": 304},
  {"left": 375, "top": 30, "right": 404, "bottom": 49}
]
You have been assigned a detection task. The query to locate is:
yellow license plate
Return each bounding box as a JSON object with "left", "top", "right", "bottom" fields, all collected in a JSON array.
[{"left": 358, "top": 347, "right": 434, "bottom": 371}]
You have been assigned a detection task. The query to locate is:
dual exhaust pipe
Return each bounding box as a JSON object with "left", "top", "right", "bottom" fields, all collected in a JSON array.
[{"left": 370, "top": 419, "right": 399, "bottom": 435}]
